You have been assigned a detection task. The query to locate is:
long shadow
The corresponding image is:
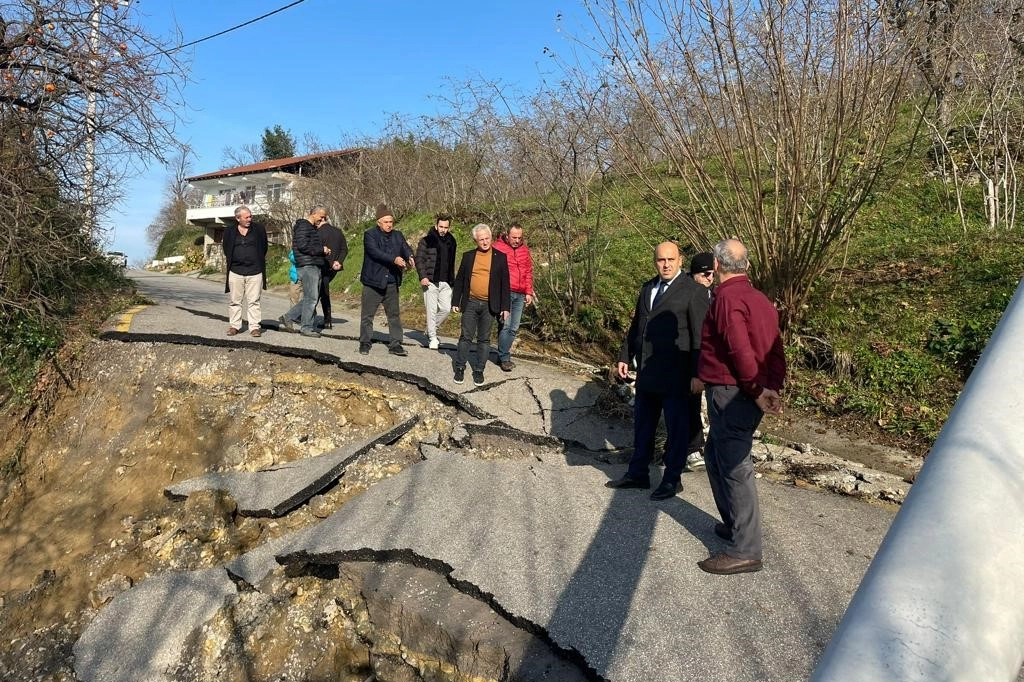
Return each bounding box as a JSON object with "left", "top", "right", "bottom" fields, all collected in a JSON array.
[{"left": 509, "top": 387, "right": 718, "bottom": 679}]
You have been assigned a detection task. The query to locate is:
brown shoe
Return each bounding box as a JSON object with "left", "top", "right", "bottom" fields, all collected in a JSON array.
[
  {"left": 250, "top": 328, "right": 262, "bottom": 337},
  {"left": 226, "top": 327, "right": 240, "bottom": 336},
  {"left": 698, "top": 552, "right": 762, "bottom": 575},
  {"left": 500, "top": 360, "right": 515, "bottom": 372}
]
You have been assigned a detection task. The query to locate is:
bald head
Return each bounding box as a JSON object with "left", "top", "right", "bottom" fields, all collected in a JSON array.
[
  {"left": 714, "top": 239, "right": 749, "bottom": 277},
  {"left": 654, "top": 241, "right": 682, "bottom": 281}
]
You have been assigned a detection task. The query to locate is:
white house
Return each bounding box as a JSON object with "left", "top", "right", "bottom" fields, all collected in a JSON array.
[{"left": 185, "top": 149, "right": 361, "bottom": 267}]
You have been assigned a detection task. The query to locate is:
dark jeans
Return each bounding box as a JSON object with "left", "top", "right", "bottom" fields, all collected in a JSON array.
[
  {"left": 284, "top": 265, "right": 321, "bottom": 333},
  {"left": 359, "top": 282, "right": 403, "bottom": 348},
  {"left": 627, "top": 390, "right": 690, "bottom": 486},
  {"left": 318, "top": 269, "right": 337, "bottom": 323},
  {"left": 704, "top": 385, "right": 765, "bottom": 561},
  {"left": 456, "top": 298, "right": 494, "bottom": 372}
]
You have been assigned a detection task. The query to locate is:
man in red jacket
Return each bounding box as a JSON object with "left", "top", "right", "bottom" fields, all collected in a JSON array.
[
  {"left": 695, "top": 238, "right": 785, "bottom": 575},
  {"left": 493, "top": 223, "right": 534, "bottom": 372}
]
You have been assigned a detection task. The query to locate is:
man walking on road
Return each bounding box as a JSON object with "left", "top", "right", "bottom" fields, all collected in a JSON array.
[
  {"left": 493, "top": 222, "right": 534, "bottom": 371},
  {"left": 359, "top": 204, "right": 415, "bottom": 356},
  {"left": 695, "top": 239, "right": 786, "bottom": 575},
  {"left": 222, "top": 205, "right": 268, "bottom": 337},
  {"left": 451, "top": 224, "right": 510, "bottom": 387},
  {"left": 415, "top": 213, "right": 457, "bottom": 349},
  {"left": 607, "top": 241, "right": 709, "bottom": 501},
  {"left": 317, "top": 221, "right": 348, "bottom": 330},
  {"left": 280, "top": 206, "right": 330, "bottom": 338}
]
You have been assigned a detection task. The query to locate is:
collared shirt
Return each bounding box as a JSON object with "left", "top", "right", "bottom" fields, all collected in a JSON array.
[
  {"left": 650, "top": 272, "right": 681, "bottom": 307},
  {"left": 697, "top": 275, "right": 786, "bottom": 398}
]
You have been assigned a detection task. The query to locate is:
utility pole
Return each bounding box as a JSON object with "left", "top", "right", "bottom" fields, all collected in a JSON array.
[
  {"left": 84, "top": 0, "right": 100, "bottom": 236},
  {"left": 84, "top": 0, "right": 130, "bottom": 237}
]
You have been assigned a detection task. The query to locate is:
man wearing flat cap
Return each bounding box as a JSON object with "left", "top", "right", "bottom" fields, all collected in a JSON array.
[{"left": 358, "top": 204, "right": 415, "bottom": 356}]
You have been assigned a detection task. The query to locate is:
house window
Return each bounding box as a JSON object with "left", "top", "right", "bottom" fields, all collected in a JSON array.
[{"left": 266, "top": 183, "right": 284, "bottom": 203}]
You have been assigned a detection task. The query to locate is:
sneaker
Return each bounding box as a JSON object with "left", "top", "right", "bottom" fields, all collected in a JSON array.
[
  {"left": 453, "top": 368, "right": 465, "bottom": 384},
  {"left": 300, "top": 329, "right": 321, "bottom": 338},
  {"left": 389, "top": 345, "right": 408, "bottom": 356},
  {"left": 226, "top": 327, "right": 240, "bottom": 336},
  {"left": 685, "top": 452, "right": 706, "bottom": 471},
  {"left": 358, "top": 343, "right": 371, "bottom": 355},
  {"left": 472, "top": 371, "right": 485, "bottom": 387},
  {"left": 278, "top": 315, "right": 296, "bottom": 333},
  {"left": 500, "top": 360, "right": 515, "bottom": 372},
  {"left": 428, "top": 337, "right": 439, "bottom": 350}
]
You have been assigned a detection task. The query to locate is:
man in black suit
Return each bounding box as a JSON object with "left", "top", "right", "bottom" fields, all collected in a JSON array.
[
  {"left": 607, "top": 241, "right": 710, "bottom": 500},
  {"left": 451, "top": 224, "right": 511, "bottom": 387}
]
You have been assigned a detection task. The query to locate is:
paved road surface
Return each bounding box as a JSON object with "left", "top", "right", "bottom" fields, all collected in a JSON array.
[{"left": 79, "top": 271, "right": 898, "bottom": 682}]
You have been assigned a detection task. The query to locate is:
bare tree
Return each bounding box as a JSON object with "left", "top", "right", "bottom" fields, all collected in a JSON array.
[
  {"left": 1, "top": 0, "right": 188, "bottom": 316},
  {"left": 898, "top": 0, "right": 1024, "bottom": 230},
  {"left": 146, "top": 145, "right": 197, "bottom": 248},
  {"left": 573, "top": 0, "right": 921, "bottom": 331}
]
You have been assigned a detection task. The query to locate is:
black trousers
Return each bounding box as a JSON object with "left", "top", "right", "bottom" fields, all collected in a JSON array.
[{"left": 318, "top": 269, "right": 337, "bottom": 323}]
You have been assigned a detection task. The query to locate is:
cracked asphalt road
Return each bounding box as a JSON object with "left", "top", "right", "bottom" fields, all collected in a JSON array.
[{"left": 80, "top": 270, "right": 900, "bottom": 682}]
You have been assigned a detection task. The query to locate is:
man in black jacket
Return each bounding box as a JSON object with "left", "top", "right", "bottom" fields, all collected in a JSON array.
[
  {"left": 607, "top": 241, "right": 709, "bottom": 501},
  {"left": 280, "top": 206, "right": 330, "bottom": 338},
  {"left": 358, "top": 204, "right": 414, "bottom": 355},
  {"left": 451, "top": 224, "right": 510, "bottom": 387},
  {"left": 222, "top": 205, "right": 268, "bottom": 337},
  {"left": 415, "top": 213, "right": 457, "bottom": 349},
  {"left": 317, "top": 222, "right": 348, "bottom": 330}
]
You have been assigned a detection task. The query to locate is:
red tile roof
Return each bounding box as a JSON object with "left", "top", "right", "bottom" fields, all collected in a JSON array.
[{"left": 186, "top": 148, "right": 361, "bottom": 182}]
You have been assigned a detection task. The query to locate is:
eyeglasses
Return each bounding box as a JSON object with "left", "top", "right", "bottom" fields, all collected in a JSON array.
[{"left": 697, "top": 271, "right": 714, "bottom": 277}]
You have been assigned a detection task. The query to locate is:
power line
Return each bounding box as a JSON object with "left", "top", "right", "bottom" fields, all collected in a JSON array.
[{"left": 175, "top": 0, "right": 307, "bottom": 52}]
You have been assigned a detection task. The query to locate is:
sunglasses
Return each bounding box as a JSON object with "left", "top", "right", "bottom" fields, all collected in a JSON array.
[{"left": 697, "top": 270, "right": 714, "bottom": 277}]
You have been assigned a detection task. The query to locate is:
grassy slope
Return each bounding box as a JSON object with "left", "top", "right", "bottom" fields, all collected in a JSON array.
[{"left": 258, "top": 175, "right": 1021, "bottom": 453}]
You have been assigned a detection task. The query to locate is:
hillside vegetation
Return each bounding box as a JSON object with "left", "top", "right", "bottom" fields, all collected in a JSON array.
[{"left": 255, "top": 163, "right": 1021, "bottom": 455}]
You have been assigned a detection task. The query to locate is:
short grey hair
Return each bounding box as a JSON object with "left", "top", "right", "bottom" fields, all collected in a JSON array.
[
  {"left": 714, "top": 239, "right": 749, "bottom": 274},
  {"left": 308, "top": 205, "right": 326, "bottom": 215},
  {"left": 472, "top": 223, "right": 492, "bottom": 239},
  {"left": 233, "top": 205, "right": 251, "bottom": 219}
]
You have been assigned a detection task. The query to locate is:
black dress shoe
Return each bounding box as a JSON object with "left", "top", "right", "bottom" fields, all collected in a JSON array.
[
  {"left": 714, "top": 523, "right": 732, "bottom": 541},
  {"left": 323, "top": 321, "right": 333, "bottom": 330},
  {"left": 650, "top": 480, "right": 682, "bottom": 500},
  {"left": 605, "top": 475, "right": 651, "bottom": 490},
  {"left": 698, "top": 552, "right": 762, "bottom": 575},
  {"left": 389, "top": 345, "right": 408, "bottom": 356}
]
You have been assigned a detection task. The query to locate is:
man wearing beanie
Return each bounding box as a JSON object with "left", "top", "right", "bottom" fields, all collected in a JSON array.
[{"left": 358, "top": 204, "right": 415, "bottom": 355}]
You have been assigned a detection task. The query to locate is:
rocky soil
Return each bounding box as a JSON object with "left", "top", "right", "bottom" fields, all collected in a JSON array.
[{"left": 0, "top": 339, "right": 919, "bottom": 682}]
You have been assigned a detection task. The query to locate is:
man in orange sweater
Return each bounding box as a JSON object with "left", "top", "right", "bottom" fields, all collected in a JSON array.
[{"left": 451, "top": 224, "right": 511, "bottom": 387}]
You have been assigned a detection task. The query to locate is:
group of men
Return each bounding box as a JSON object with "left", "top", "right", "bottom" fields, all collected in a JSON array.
[
  {"left": 222, "top": 206, "right": 785, "bottom": 575},
  {"left": 608, "top": 238, "right": 786, "bottom": 576},
  {"left": 223, "top": 204, "right": 535, "bottom": 382}
]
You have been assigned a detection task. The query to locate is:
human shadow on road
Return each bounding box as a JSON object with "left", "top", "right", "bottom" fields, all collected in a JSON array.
[{"left": 507, "top": 387, "right": 723, "bottom": 679}]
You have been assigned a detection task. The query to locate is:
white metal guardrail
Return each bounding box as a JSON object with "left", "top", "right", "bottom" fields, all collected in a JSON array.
[{"left": 810, "top": 279, "right": 1024, "bottom": 681}]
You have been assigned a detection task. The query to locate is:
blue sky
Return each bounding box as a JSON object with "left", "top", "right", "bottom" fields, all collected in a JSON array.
[{"left": 106, "top": 0, "right": 591, "bottom": 265}]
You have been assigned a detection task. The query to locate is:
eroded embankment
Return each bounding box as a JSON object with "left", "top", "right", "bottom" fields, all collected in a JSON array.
[{"left": 0, "top": 339, "right": 598, "bottom": 682}]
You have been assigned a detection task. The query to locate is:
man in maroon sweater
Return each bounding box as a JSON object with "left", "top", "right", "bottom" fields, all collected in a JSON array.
[{"left": 695, "top": 239, "right": 785, "bottom": 575}]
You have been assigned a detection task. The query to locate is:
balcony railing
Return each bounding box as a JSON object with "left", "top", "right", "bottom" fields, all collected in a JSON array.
[{"left": 187, "top": 189, "right": 291, "bottom": 210}]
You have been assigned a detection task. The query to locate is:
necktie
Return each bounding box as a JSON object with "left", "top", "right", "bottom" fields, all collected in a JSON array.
[{"left": 653, "top": 280, "right": 668, "bottom": 307}]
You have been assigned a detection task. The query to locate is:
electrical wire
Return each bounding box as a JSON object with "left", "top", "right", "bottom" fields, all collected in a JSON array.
[{"left": 175, "top": 0, "right": 307, "bottom": 52}]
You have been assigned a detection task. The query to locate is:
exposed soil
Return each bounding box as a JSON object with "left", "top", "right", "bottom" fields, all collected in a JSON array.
[{"left": 0, "top": 337, "right": 921, "bottom": 681}]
